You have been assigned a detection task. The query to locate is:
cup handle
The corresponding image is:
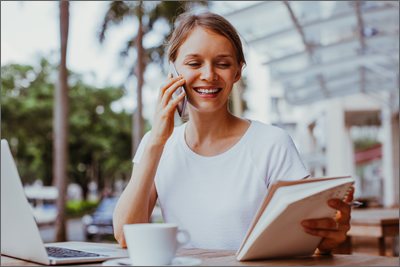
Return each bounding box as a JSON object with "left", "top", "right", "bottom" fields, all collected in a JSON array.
[{"left": 176, "top": 229, "right": 190, "bottom": 248}]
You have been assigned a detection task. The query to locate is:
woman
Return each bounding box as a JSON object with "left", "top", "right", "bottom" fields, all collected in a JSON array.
[{"left": 113, "top": 11, "right": 353, "bottom": 255}]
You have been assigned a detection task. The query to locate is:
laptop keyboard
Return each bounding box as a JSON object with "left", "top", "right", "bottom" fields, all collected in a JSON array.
[{"left": 46, "top": 246, "right": 106, "bottom": 258}]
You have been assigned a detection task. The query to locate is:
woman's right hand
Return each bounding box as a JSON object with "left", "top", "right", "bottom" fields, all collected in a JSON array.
[{"left": 148, "top": 74, "right": 186, "bottom": 147}]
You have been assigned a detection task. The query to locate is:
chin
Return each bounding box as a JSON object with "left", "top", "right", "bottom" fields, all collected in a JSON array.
[{"left": 187, "top": 102, "right": 227, "bottom": 115}]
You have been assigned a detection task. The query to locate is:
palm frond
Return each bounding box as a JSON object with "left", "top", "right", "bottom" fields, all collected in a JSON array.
[
  {"left": 128, "top": 64, "right": 136, "bottom": 78},
  {"left": 145, "top": 44, "right": 166, "bottom": 66},
  {"left": 98, "top": 1, "right": 132, "bottom": 43},
  {"left": 98, "top": 1, "right": 211, "bottom": 78},
  {"left": 147, "top": 1, "right": 187, "bottom": 31},
  {"left": 119, "top": 39, "right": 136, "bottom": 59}
]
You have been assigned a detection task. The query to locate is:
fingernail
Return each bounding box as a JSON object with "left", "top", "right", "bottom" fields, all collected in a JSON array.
[{"left": 302, "top": 221, "right": 311, "bottom": 227}]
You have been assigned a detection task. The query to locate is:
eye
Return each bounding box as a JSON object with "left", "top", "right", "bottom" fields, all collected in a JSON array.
[
  {"left": 187, "top": 63, "right": 201, "bottom": 67},
  {"left": 218, "top": 63, "right": 231, "bottom": 67}
]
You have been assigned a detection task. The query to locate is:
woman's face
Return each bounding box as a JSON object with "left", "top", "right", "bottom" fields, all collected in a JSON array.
[{"left": 174, "top": 26, "right": 242, "bottom": 114}]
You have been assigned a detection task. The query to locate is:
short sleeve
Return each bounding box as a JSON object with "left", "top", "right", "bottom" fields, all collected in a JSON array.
[
  {"left": 132, "top": 131, "right": 151, "bottom": 164},
  {"left": 266, "top": 131, "right": 310, "bottom": 187}
]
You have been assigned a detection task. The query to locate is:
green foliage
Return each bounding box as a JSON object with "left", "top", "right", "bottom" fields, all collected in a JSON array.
[
  {"left": 66, "top": 200, "right": 99, "bottom": 218},
  {"left": 102, "top": 234, "right": 117, "bottom": 242},
  {"left": 152, "top": 218, "right": 164, "bottom": 223},
  {"left": 1, "top": 58, "right": 145, "bottom": 196},
  {"left": 1, "top": 59, "right": 56, "bottom": 185},
  {"left": 145, "top": 1, "right": 209, "bottom": 68},
  {"left": 353, "top": 138, "right": 381, "bottom": 151},
  {"left": 100, "top": 1, "right": 210, "bottom": 73}
]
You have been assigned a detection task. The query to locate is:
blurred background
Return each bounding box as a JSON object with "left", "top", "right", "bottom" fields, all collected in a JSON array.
[{"left": 1, "top": 0, "right": 399, "bottom": 256}]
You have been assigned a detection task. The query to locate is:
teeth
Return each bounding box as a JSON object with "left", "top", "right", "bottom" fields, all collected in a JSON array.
[{"left": 196, "top": 88, "right": 220, "bottom": 94}]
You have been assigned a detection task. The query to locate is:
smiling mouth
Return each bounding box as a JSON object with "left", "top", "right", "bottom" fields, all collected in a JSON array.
[{"left": 193, "top": 88, "right": 222, "bottom": 95}]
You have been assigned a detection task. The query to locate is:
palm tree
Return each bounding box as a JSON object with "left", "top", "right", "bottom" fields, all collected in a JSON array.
[
  {"left": 53, "top": 0, "right": 70, "bottom": 242},
  {"left": 99, "top": 1, "right": 209, "bottom": 157}
]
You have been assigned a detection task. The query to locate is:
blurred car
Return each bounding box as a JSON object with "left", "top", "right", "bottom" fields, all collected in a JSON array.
[{"left": 82, "top": 197, "right": 119, "bottom": 241}]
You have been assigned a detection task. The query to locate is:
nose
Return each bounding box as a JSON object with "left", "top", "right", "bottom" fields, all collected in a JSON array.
[{"left": 200, "top": 63, "right": 218, "bottom": 82}]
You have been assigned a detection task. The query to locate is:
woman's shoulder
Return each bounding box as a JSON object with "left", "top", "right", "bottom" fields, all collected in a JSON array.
[
  {"left": 248, "top": 119, "right": 292, "bottom": 143},
  {"left": 242, "top": 120, "right": 297, "bottom": 158}
]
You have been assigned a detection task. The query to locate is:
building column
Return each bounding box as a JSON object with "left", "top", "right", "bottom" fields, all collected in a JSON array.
[
  {"left": 392, "top": 113, "right": 399, "bottom": 207},
  {"left": 381, "top": 96, "right": 399, "bottom": 207},
  {"left": 231, "top": 83, "right": 243, "bottom": 117},
  {"left": 326, "top": 98, "right": 352, "bottom": 177},
  {"left": 345, "top": 124, "right": 359, "bottom": 196}
]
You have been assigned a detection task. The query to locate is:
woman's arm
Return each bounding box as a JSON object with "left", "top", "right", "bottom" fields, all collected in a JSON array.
[
  {"left": 113, "top": 75, "right": 187, "bottom": 248},
  {"left": 113, "top": 145, "right": 162, "bottom": 247}
]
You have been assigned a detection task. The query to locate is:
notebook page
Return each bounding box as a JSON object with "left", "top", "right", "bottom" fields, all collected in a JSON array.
[
  {"left": 236, "top": 176, "right": 351, "bottom": 257},
  {"left": 238, "top": 178, "right": 354, "bottom": 260}
]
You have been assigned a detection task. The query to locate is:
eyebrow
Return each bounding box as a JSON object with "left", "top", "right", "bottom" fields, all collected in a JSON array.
[{"left": 184, "top": 53, "right": 234, "bottom": 59}]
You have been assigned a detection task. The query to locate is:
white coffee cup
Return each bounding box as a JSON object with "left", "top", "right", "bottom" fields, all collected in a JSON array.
[{"left": 123, "top": 223, "right": 190, "bottom": 266}]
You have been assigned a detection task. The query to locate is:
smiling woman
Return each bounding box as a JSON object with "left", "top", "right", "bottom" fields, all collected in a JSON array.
[
  {"left": 112, "top": 11, "right": 355, "bottom": 255},
  {"left": 171, "top": 27, "right": 240, "bottom": 115}
]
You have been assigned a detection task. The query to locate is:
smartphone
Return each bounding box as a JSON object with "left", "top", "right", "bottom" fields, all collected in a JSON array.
[{"left": 168, "top": 61, "right": 187, "bottom": 117}]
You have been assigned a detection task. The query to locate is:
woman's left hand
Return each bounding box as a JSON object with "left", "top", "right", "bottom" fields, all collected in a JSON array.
[{"left": 301, "top": 187, "right": 354, "bottom": 254}]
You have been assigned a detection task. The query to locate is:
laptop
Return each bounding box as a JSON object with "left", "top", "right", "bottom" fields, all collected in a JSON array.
[{"left": 1, "top": 139, "right": 129, "bottom": 265}]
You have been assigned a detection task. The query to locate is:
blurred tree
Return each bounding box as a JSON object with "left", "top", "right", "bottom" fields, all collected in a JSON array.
[
  {"left": 54, "top": 0, "right": 70, "bottom": 242},
  {"left": 98, "top": 1, "right": 209, "bottom": 157},
  {"left": 1, "top": 58, "right": 138, "bottom": 213},
  {"left": 1, "top": 61, "right": 55, "bottom": 186},
  {"left": 68, "top": 77, "right": 134, "bottom": 200},
  {"left": 1, "top": 59, "right": 137, "bottom": 197}
]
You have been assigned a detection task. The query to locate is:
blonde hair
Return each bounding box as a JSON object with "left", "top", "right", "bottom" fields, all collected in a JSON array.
[{"left": 167, "top": 11, "right": 246, "bottom": 66}]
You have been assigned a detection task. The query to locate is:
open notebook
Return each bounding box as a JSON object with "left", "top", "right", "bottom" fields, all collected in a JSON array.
[{"left": 236, "top": 176, "right": 354, "bottom": 261}]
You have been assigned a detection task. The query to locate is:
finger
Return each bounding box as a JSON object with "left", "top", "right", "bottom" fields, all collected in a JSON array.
[
  {"left": 158, "top": 76, "right": 183, "bottom": 102},
  {"left": 328, "top": 199, "right": 351, "bottom": 217},
  {"left": 335, "top": 209, "right": 351, "bottom": 225},
  {"left": 166, "top": 91, "right": 186, "bottom": 112},
  {"left": 330, "top": 199, "right": 351, "bottom": 224},
  {"left": 158, "top": 76, "right": 182, "bottom": 102},
  {"left": 161, "top": 78, "right": 186, "bottom": 106},
  {"left": 303, "top": 219, "right": 350, "bottom": 233},
  {"left": 302, "top": 218, "right": 337, "bottom": 230},
  {"left": 304, "top": 228, "right": 347, "bottom": 242},
  {"left": 344, "top": 187, "right": 354, "bottom": 203}
]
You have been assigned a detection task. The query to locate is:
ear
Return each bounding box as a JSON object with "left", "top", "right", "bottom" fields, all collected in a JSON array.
[{"left": 234, "top": 62, "right": 243, "bottom": 83}]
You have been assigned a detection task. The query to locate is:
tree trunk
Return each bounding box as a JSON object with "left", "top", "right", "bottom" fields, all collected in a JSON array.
[
  {"left": 133, "top": 1, "right": 144, "bottom": 158},
  {"left": 54, "top": 0, "right": 70, "bottom": 242},
  {"left": 44, "top": 140, "right": 53, "bottom": 186},
  {"left": 90, "top": 157, "right": 99, "bottom": 200},
  {"left": 81, "top": 181, "right": 89, "bottom": 201}
]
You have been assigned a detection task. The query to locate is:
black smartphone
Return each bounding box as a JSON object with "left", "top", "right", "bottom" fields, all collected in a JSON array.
[{"left": 168, "top": 62, "right": 187, "bottom": 117}]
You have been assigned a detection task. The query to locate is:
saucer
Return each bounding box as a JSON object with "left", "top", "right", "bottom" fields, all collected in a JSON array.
[{"left": 102, "top": 257, "right": 202, "bottom": 266}]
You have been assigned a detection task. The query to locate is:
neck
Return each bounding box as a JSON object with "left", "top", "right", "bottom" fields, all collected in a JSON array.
[{"left": 185, "top": 104, "right": 236, "bottom": 143}]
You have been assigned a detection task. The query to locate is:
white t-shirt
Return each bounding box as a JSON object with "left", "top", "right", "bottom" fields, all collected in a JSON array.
[{"left": 132, "top": 120, "right": 310, "bottom": 250}]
